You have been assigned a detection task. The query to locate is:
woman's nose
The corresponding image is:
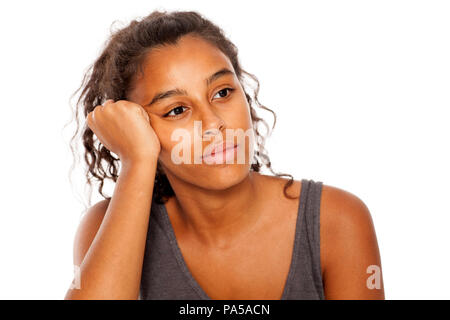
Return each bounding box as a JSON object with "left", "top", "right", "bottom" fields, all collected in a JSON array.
[{"left": 198, "top": 107, "right": 226, "bottom": 139}]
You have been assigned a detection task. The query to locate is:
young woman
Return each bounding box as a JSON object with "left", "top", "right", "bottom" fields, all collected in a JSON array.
[{"left": 65, "top": 10, "right": 384, "bottom": 300}]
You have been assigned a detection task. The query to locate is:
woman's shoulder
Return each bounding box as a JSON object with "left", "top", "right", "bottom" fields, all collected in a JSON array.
[
  {"left": 319, "top": 183, "right": 384, "bottom": 298},
  {"left": 320, "top": 183, "right": 373, "bottom": 237},
  {"left": 254, "top": 173, "right": 370, "bottom": 214},
  {"left": 252, "top": 173, "right": 374, "bottom": 234},
  {"left": 71, "top": 198, "right": 112, "bottom": 268}
]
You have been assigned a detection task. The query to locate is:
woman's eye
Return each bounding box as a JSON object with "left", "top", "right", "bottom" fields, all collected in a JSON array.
[
  {"left": 164, "top": 106, "right": 188, "bottom": 118},
  {"left": 213, "top": 87, "right": 235, "bottom": 99},
  {"left": 163, "top": 88, "right": 235, "bottom": 119}
]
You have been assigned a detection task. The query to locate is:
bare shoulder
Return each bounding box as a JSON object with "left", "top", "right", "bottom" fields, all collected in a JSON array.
[
  {"left": 319, "top": 183, "right": 385, "bottom": 299},
  {"left": 72, "top": 199, "right": 111, "bottom": 266},
  {"left": 320, "top": 184, "right": 374, "bottom": 234}
]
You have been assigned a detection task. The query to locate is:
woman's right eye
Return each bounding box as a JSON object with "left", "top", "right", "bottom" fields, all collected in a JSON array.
[{"left": 163, "top": 106, "right": 188, "bottom": 118}]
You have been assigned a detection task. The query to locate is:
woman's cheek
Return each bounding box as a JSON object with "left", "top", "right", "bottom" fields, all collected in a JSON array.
[{"left": 157, "top": 129, "right": 194, "bottom": 166}]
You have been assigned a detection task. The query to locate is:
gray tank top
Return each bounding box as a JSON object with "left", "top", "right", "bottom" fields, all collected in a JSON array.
[{"left": 139, "top": 178, "right": 325, "bottom": 300}]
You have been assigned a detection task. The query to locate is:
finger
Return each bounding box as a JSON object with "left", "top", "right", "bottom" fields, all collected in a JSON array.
[
  {"left": 93, "top": 105, "right": 102, "bottom": 123},
  {"left": 86, "top": 111, "right": 96, "bottom": 132},
  {"left": 88, "top": 109, "right": 105, "bottom": 141},
  {"left": 102, "top": 99, "right": 114, "bottom": 107},
  {"left": 88, "top": 106, "right": 102, "bottom": 130}
]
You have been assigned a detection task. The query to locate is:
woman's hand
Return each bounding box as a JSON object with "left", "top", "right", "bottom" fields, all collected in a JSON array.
[{"left": 86, "top": 99, "right": 161, "bottom": 164}]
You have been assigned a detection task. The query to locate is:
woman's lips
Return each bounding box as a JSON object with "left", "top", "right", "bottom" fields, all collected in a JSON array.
[{"left": 202, "top": 142, "right": 238, "bottom": 162}]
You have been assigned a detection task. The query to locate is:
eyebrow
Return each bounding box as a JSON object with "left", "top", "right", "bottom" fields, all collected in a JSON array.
[{"left": 144, "top": 67, "right": 235, "bottom": 107}]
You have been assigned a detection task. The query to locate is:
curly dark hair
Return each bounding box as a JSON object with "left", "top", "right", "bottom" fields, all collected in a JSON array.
[{"left": 67, "top": 9, "right": 298, "bottom": 208}]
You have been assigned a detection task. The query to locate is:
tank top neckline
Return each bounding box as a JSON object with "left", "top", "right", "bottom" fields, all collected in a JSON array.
[{"left": 154, "top": 178, "right": 309, "bottom": 300}]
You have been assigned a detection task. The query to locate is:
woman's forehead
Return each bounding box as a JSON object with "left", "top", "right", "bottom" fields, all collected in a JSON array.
[
  {"left": 141, "top": 38, "right": 233, "bottom": 81},
  {"left": 129, "top": 35, "right": 235, "bottom": 101}
]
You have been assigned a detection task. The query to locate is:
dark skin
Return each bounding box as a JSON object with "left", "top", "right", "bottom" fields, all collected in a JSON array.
[{"left": 68, "top": 34, "right": 384, "bottom": 299}]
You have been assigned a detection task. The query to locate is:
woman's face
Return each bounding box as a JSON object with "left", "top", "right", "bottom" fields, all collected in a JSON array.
[{"left": 127, "top": 34, "right": 255, "bottom": 190}]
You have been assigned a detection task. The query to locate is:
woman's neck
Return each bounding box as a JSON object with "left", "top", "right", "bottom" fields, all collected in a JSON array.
[{"left": 163, "top": 170, "right": 265, "bottom": 249}]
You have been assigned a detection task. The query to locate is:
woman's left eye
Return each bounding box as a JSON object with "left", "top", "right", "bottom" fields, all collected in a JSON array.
[{"left": 213, "top": 87, "right": 235, "bottom": 99}]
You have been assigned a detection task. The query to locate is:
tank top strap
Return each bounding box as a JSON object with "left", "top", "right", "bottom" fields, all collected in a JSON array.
[{"left": 299, "top": 178, "right": 325, "bottom": 299}]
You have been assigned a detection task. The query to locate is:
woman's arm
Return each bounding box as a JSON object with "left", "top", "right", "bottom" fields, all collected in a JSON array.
[
  {"left": 320, "top": 184, "right": 385, "bottom": 299},
  {"left": 64, "top": 158, "right": 157, "bottom": 299}
]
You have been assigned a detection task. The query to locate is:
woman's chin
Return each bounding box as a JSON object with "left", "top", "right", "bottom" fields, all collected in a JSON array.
[{"left": 198, "top": 163, "right": 252, "bottom": 189}]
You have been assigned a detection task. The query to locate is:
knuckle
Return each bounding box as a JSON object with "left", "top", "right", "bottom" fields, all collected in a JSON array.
[
  {"left": 116, "top": 100, "right": 133, "bottom": 109},
  {"left": 93, "top": 105, "right": 102, "bottom": 115},
  {"left": 86, "top": 113, "right": 94, "bottom": 129},
  {"left": 115, "top": 100, "right": 126, "bottom": 107},
  {"left": 102, "top": 99, "right": 114, "bottom": 106}
]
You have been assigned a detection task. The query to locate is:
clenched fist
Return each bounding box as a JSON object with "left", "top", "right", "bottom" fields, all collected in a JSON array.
[{"left": 86, "top": 99, "right": 161, "bottom": 164}]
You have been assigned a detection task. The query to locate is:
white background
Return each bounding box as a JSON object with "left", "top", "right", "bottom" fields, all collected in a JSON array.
[{"left": 0, "top": 0, "right": 448, "bottom": 299}]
